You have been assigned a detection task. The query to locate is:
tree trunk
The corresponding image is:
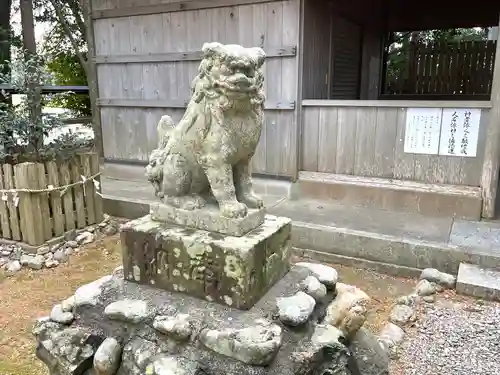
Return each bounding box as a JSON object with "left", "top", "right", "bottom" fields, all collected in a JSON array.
[
  {"left": 20, "top": 0, "right": 43, "bottom": 152},
  {"left": 0, "top": 0, "right": 12, "bottom": 103},
  {"left": 81, "top": 0, "right": 104, "bottom": 161}
]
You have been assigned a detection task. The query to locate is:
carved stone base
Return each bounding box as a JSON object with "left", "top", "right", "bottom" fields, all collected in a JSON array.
[
  {"left": 120, "top": 214, "right": 292, "bottom": 310},
  {"left": 150, "top": 202, "right": 266, "bottom": 236},
  {"left": 33, "top": 265, "right": 389, "bottom": 375}
]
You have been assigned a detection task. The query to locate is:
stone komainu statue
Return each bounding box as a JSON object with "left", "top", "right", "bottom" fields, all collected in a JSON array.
[{"left": 145, "top": 42, "right": 266, "bottom": 219}]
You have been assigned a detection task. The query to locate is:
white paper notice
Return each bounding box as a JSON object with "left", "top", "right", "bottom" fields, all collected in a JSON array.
[
  {"left": 439, "top": 108, "right": 481, "bottom": 157},
  {"left": 404, "top": 108, "right": 442, "bottom": 154}
]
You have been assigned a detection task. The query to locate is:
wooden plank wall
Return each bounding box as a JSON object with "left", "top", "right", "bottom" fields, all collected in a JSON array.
[
  {"left": 301, "top": 105, "right": 489, "bottom": 186},
  {"left": 91, "top": 0, "right": 300, "bottom": 178}
]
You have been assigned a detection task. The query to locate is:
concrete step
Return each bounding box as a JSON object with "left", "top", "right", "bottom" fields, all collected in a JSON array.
[
  {"left": 457, "top": 263, "right": 500, "bottom": 301},
  {"left": 268, "top": 199, "right": 500, "bottom": 278},
  {"left": 292, "top": 171, "right": 482, "bottom": 220}
]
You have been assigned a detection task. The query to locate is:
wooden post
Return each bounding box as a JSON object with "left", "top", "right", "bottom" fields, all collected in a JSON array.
[
  {"left": 46, "top": 161, "right": 65, "bottom": 236},
  {"left": 0, "top": 167, "right": 10, "bottom": 239},
  {"left": 3, "top": 164, "right": 20, "bottom": 241},
  {"left": 294, "top": 0, "right": 305, "bottom": 182},
  {"left": 82, "top": 0, "right": 104, "bottom": 163},
  {"left": 481, "top": 14, "right": 500, "bottom": 218},
  {"left": 14, "top": 163, "right": 45, "bottom": 246},
  {"left": 80, "top": 153, "right": 97, "bottom": 225},
  {"left": 90, "top": 153, "right": 104, "bottom": 222}
]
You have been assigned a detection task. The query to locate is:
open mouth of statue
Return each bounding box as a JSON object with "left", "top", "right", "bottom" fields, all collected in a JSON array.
[{"left": 218, "top": 70, "right": 257, "bottom": 94}]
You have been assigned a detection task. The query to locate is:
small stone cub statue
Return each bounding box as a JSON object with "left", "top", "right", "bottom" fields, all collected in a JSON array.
[
  {"left": 323, "top": 283, "right": 371, "bottom": 339},
  {"left": 145, "top": 42, "right": 267, "bottom": 219}
]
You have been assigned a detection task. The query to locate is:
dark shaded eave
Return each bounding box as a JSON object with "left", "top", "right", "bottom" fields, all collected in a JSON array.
[{"left": 324, "top": 0, "right": 500, "bottom": 30}]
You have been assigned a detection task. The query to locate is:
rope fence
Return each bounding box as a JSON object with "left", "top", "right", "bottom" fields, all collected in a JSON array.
[
  {"left": 0, "top": 172, "right": 102, "bottom": 207},
  {"left": 0, "top": 153, "right": 104, "bottom": 246}
]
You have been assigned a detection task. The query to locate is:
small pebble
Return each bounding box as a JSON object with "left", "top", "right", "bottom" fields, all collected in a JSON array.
[
  {"left": 36, "top": 246, "right": 50, "bottom": 255},
  {"left": 396, "top": 294, "right": 417, "bottom": 306},
  {"left": 423, "top": 295, "right": 435, "bottom": 303},
  {"left": 420, "top": 268, "right": 456, "bottom": 289},
  {"left": 416, "top": 279, "right": 437, "bottom": 296},
  {"left": 27, "top": 255, "right": 45, "bottom": 270},
  {"left": 45, "top": 259, "right": 59, "bottom": 268},
  {"left": 6, "top": 260, "right": 21, "bottom": 272},
  {"left": 76, "top": 231, "right": 94, "bottom": 245},
  {"left": 94, "top": 338, "right": 122, "bottom": 375},
  {"left": 390, "top": 305, "right": 415, "bottom": 325},
  {"left": 50, "top": 304, "right": 74, "bottom": 324},
  {"left": 300, "top": 275, "right": 327, "bottom": 301},
  {"left": 66, "top": 240, "right": 78, "bottom": 248},
  {"left": 276, "top": 291, "right": 316, "bottom": 326},
  {"left": 104, "top": 225, "right": 118, "bottom": 236},
  {"left": 53, "top": 250, "right": 68, "bottom": 263}
]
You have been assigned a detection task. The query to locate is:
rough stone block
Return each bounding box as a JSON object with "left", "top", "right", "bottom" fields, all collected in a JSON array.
[
  {"left": 120, "top": 214, "right": 291, "bottom": 310},
  {"left": 150, "top": 202, "right": 265, "bottom": 236},
  {"left": 456, "top": 263, "right": 500, "bottom": 301}
]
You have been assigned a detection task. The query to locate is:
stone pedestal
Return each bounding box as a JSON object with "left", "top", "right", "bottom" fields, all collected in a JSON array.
[
  {"left": 121, "top": 214, "right": 291, "bottom": 310},
  {"left": 150, "top": 202, "right": 266, "bottom": 236},
  {"left": 33, "top": 265, "right": 389, "bottom": 375}
]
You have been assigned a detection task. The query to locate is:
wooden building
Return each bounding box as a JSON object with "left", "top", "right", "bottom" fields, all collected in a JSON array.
[{"left": 88, "top": 0, "right": 500, "bottom": 219}]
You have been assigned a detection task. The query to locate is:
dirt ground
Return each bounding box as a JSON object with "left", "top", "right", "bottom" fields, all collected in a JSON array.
[
  {"left": 0, "top": 236, "right": 417, "bottom": 375},
  {"left": 0, "top": 236, "right": 122, "bottom": 375}
]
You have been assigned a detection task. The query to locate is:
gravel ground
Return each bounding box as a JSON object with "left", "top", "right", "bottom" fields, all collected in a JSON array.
[{"left": 391, "top": 296, "right": 500, "bottom": 375}]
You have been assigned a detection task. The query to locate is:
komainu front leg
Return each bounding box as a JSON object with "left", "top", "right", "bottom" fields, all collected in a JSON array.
[
  {"left": 234, "top": 158, "right": 263, "bottom": 209},
  {"left": 204, "top": 162, "right": 248, "bottom": 218}
]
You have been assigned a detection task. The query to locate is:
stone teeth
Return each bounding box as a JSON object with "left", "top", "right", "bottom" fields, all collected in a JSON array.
[
  {"left": 199, "top": 321, "right": 282, "bottom": 365},
  {"left": 104, "top": 299, "right": 150, "bottom": 324},
  {"left": 295, "top": 262, "right": 338, "bottom": 288},
  {"left": 153, "top": 314, "right": 193, "bottom": 341},
  {"left": 94, "top": 337, "right": 122, "bottom": 375},
  {"left": 300, "top": 275, "right": 327, "bottom": 301},
  {"left": 276, "top": 291, "right": 316, "bottom": 326},
  {"left": 49, "top": 304, "right": 74, "bottom": 325}
]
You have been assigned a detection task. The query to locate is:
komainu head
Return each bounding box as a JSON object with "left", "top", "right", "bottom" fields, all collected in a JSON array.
[{"left": 193, "top": 42, "right": 266, "bottom": 107}]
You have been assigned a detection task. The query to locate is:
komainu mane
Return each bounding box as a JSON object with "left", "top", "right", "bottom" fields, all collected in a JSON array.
[{"left": 146, "top": 42, "right": 266, "bottom": 219}]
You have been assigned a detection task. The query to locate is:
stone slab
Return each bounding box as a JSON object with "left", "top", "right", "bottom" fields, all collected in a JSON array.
[
  {"left": 293, "top": 171, "right": 482, "bottom": 220},
  {"left": 456, "top": 263, "right": 500, "bottom": 301},
  {"left": 120, "top": 214, "right": 292, "bottom": 310},
  {"left": 150, "top": 202, "right": 266, "bottom": 236},
  {"left": 34, "top": 265, "right": 389, "bottom": 375},
  {"left": 450, "top": 219, "right": 500, "bottom": 254},
  {"left": 269, "top": 198, "right": 453, "bottom": 243}
]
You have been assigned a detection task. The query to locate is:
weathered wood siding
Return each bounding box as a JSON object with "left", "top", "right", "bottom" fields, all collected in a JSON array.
[
  {"left": 91, "top": 0, "right": 299, "bottom": 177},
  {"left": 301, "top": 102, "right": 490, "bottom": 186}
]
